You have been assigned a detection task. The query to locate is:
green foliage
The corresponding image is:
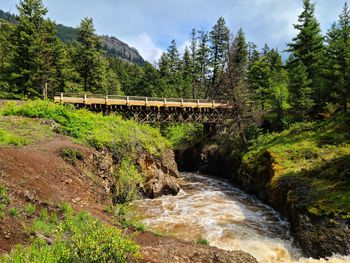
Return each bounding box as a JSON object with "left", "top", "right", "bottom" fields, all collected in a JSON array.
[
  {"left": 1, "top": 211, "right": 141, "bottom": 263},
  {"left": 0, "top": 115, "right": 54, "bottom": 146},
  {"left": 1, "top": 100, "right": 169, "bottom": 160},
  {"left": 114, "top": 203, "right": 146, "bottom": 231},
  {"left": 59, "top": 203, "right": 73, "bottom": 216},
  {"left": 70, "top": 17, "right": 108, "bottom": 93},
  {"left": 324, "top": 3, "right": 350, "bottom": 111},
  {"left": 60, "top": 148, "right": 84, "bottom": 165},
  {"left": 0, "top": 184, "right": 10, "bottom": 219},
  {"left": 25, "top": 204, "right": 36, "bottom": 217},
  {"left": 9, "top": 0, "right": 67, "bottom": 98},
  {"left": 287, "top": 0, "right": 325, "bottom": 112},
  {"left": 114, "top": 158, "right": 144, "bottom": 203},
  {"left": 288, "top": 61, "right": 315, "bottom": 119},
  {"left": 196, "top": 236, "right": 209, "bottom": 245},
  {"left": 162, "top": 124, "right": 203, "bottom": 149},
  {"left": 243, "top": 112, "right": 350, "bottom": 219},
  {"left": 0, "top": 129, "right": 27, "bottom": 146},
  {"left": 9, "top": 207, "right": 18, "bottom": 217}
]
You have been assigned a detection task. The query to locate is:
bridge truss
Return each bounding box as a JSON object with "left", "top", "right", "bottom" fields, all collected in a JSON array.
[{"left": 54, "top": 93, "right": 236, "bottom": 124}]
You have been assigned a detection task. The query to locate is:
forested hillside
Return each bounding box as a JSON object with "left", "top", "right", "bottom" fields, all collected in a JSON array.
[
  {"left": 0, "top": 9, "right": 145, "bottom": 66},
  {"left": 1, "top": 0, "right": 348, "bottom": 128}
]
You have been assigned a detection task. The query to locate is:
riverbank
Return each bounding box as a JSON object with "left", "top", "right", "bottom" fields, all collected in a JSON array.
[
  {"left": 176, "top": 113, "right": 350, "bottom": 258},
  {"left": 0, "top": 101, "right": 256, "bottom": 262}
]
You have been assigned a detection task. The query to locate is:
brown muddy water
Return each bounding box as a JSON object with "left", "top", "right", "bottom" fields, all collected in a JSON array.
[{"left": 133, "top": 173, "right": 350, "bottom": 263}]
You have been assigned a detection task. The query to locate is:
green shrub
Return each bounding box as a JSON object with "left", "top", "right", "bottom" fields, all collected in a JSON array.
[
  {"left": 196, "top": 236, "right": 209, "bottom": 245},
  {"left": 163, "top": 123, "right": 203, "bottom": 149},
  {"left": 9, "top": 207, "right": 18, "bottom": 217},
  {"left": 25, "top": 204, "right": 36, "bottom": 216},
  {"left": 0, "top": 184, "right": 10, "bottom": 205},
  {"left": 114, "top": 158, "right": 144, "bottom": 203},
  {"left": 0, "top": 100, "right": 169, "bottom": 160},
  {"left": 1, "top": 211, "right": 141, "bottom": 263},
  {"left": 0, "top": 184, "right": 10, "bottom": 219},
  {"left": 0, "top": 129, "right": 27, "bottom": 146},
  {"left": 60, "top": 148, "right": 83, "bottom": 165},
  {"left": 59, "top": 203, "right": 73, "bottom": 216}
]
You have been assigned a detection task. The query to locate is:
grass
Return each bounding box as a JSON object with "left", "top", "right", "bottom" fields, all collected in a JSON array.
[
  {"left": 59, "top": 148, "right": 84, "bottom": 165},
  {"left": 0, "top": 100, "right": 169, "bottom": 160},
  {"left": 242, "top": 112, "right": 350, "bottom": 219},
  {"left": 1, "top": 208, "right": 141, "bottom": 263},
  {"left": 0, "top": 184, "right": 10, "bottom": 219},
  {"left": 196, "top": 236, "right": 209, "bottom": 245},
  {"left": 162, "top": 123, "right": 203, "bottom": 150},
  {"left": 0, "top": 116, "right": 53, "bottom": 146},
  {"left": 25, "top": 204, "right": 36, "bottom": 217},
  {"left": 114, "top": 158, "right": 144, "bottom": 203},
  {"left": 8, "top": 207, "right": 18, "bottom": 217}
]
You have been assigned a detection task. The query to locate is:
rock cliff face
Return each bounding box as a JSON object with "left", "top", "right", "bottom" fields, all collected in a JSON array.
[
  {"left": 240, "top": 151, "right": 350, "bottom": 258},
  {"left": 85, "top": 146, "right": 180, "bottom": 202}
]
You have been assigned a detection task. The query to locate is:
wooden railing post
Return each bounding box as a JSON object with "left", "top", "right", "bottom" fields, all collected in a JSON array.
[
  {"left": 83, "top": 94, "right": 87, "bottom": 104},
  {"left": 126, "top": 96, "right": 130, "bottom": 106},
  {"left": 212, "top": 100, "right": 215, "bottom": 108},
  {"left": 164, "top": 98, "right": 167, "bottom": 106},
  {"left": 181, "top": 98, "right": 184, "bottom": 107},
  {"left": 145, "top": 97, "right": 148, "bottom": 106},
  {"left": 105, "top": 95, "right": 108, "bottom": 105},
  {"left": 60, "top": 92, "right": 63, "bottom": 103},
  {"left": 197, "top": 99, "right": 200, "bottom": 107}
]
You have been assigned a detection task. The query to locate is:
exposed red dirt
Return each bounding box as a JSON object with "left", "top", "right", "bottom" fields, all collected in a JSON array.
[
  {"left": 0, "top": 133, "right": 256, "bottom": 262},
  {"left": 0, "top": 136, "right": 111, "bottom": 253}
]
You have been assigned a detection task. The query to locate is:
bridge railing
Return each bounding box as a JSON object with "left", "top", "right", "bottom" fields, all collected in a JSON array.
[{"left": 54, "top": 93, "right": 232, "bottom": 108}]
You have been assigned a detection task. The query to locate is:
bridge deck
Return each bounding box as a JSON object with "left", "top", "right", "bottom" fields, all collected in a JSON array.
[{"left": 54, "top": 93, "right": 231, "bottom": 109}]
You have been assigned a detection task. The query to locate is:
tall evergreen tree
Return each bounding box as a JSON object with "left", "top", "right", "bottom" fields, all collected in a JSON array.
[
  {"left": 189, "top": 28, "right": 199, "bottom": 98},
  {"left": 324, "top": 2, "right": 350, "bottom": 111},
  {"left": 71, "top": 17, "right": 108, "bottom": 93},
  {"left": 167, "top": 39, "right": 180, "bottom": 74},
  {"left": 181, "top": 47, "right": 193, "bottom": 98},
  {"left": 197, "top": 30, "right": 210, "bottom": 98},
  {"left": 287, "top": 0, "right": 324, "bottom": 112},
  {"left": 209, "top": 17, "right": 229, "bottom": 95},
  {"left": 0, "top": 20, "right": 15, "bottom": 96},
  {"left": 288, "top": 60, "right": 315, "bottom": 119},
  {"left": 222, "top": 28, "right": 251, "bottom": 146},
  {"left": 11, "top": 0, "right": 64, "bottom": 97}
]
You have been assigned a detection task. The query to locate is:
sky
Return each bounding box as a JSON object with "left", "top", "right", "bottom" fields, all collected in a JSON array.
[{"left": 0, "top": 0, "right": 347, "bottom": 62}]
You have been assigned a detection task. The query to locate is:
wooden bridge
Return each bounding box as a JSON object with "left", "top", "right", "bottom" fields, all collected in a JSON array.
[{"left": 54, "top": 93, "right": 236, "bottom": 124}]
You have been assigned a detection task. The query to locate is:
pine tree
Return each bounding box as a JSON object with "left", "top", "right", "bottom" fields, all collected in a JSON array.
[
  {"left": 197, "top": 29, "right": 210, "bottom": 98},
  {"left": 248, "top": 55, "right": 272, "bottom": 110},
  {"left": 189, "top": 28, "right": 199, "bottom": 98},
  {"left": 181, "top": 47, "right": 193, "bottom": 98},
  {"left": 209, "top": 17, "right": 229, "bottom": 95},
  {"left": 223, "top": 28, "right": 251, "bottom": 146},
  {"left": 12, "top": 0, "right": 63, "bottom": 97},
  {"left": 324, "top": 2, "right": 350, "bottom": 111},
  {"left": 0, "top": 20, "right": 15, "bottom": 96},
  {"left": 287, "top": 0, "right": 324, "bottom": 112},
  {"left": 167, "top": 39, "right": 180, "bottom": 74},
  {"left": 288, "top": 60, "right": 315, "bottom": 119},
  {"left": 71, "top": 17, "right": 108, "bottom": 93}
]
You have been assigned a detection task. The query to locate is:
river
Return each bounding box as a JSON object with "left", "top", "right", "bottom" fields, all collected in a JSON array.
[{"left": 133, "top": 173, "right": 350, "bottom": 263}]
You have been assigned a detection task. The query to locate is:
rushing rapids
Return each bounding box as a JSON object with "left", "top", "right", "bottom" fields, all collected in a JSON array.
[{"left": 133, "top": 173, "right": 350, "bottom": 263}]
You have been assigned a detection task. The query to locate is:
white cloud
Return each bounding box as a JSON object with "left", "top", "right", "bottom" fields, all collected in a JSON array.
[
  {"left": 179, "top": 40, "right": 191, "bottom": 55},
  {"left": 127, "top": 33, "right": 164, "bottom": 63}
]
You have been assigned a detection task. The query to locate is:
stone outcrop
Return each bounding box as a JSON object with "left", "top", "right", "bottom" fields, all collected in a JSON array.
[{"left": 138, "top": 149, "right": 180, "bottom": 198}]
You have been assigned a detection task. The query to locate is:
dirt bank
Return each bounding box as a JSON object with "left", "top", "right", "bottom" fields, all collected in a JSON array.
[{"left": 0, "top": 129, "right": 256, "bottom": 262}]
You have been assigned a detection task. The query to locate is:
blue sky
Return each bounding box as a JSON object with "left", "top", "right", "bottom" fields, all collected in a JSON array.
[{"left": 0, "top": 0, "right": 347, "bottom": 62}]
